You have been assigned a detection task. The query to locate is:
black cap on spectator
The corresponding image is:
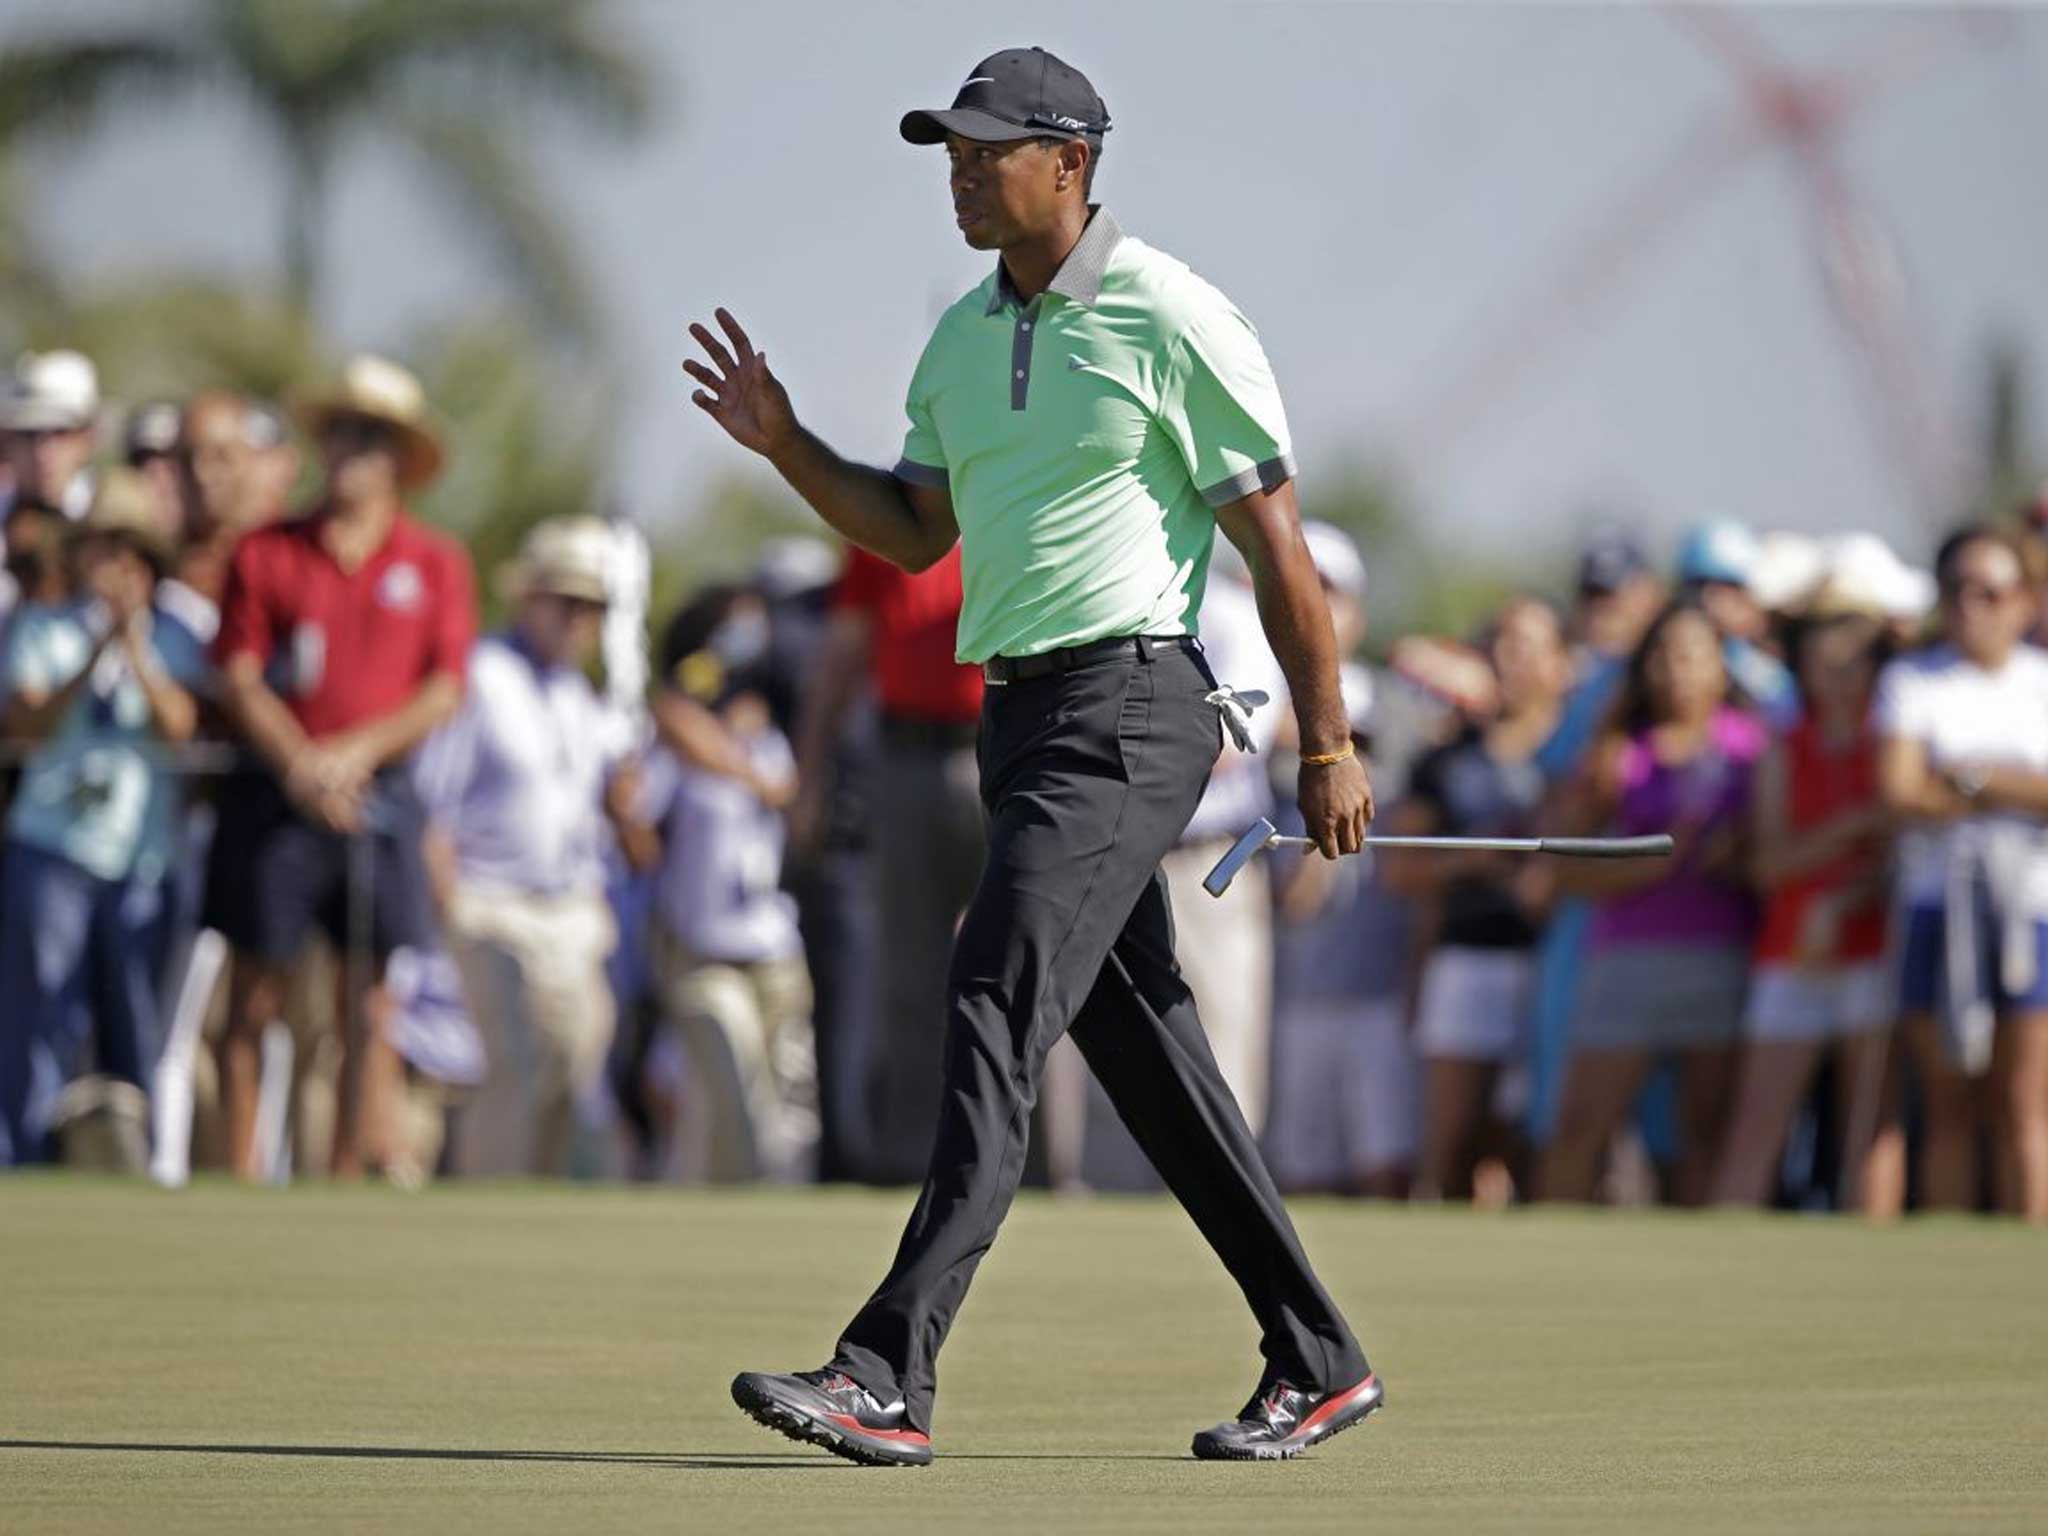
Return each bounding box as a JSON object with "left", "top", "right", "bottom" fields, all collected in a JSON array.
[
  {"left": 124, "top": 399, "right": 183, "bottom": 463},
  {"left": 1577, "top": 529, "right": 1650, "bottom": 595}
]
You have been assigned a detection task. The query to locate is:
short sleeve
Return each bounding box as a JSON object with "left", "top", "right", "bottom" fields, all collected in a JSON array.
[
  {"left": 213, "top": 538, "right": 273, "bottom": 668},
  {"left": 1158, "top": 296, "right": 1295, "bottom": 508},
  {"left": 154, "top": 613, "right": 214, "bottom": 696},
  {"left": 429, "top": 540, "right": 478, "bottom": 681},
  {"left": 1872, "top": 658, "right": 1924, "bottom": 740},
  {"left": 893, "top": 336, "right": 948, "bottom": 489},
  {"left": 4, "top": 609, "right": 59, "bottom": 696},
  {"left": 414, "top": 692, "right": 480, "bottom": 821},
  {"left": 633, "top": 747, "right": 682, "bottom": 825}
]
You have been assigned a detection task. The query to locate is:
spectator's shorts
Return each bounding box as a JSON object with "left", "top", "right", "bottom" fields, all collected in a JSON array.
[
  {"left": 1897, "top": 904, "right": 2048, "bottom": 1015},
  {"left": 201, "top": 769, "right": 431, "bottom": 967},
  {"left": 1414, "top": 946, "right": 1534, "bottom": 1062},
  {"left": 1745, "top": 962, "right": 1892, "bottom": 1043},
  {"left": 1571, "top": 943, "right": 1748, "bottom": 1052}
]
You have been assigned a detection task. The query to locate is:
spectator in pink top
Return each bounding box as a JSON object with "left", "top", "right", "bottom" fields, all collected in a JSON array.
[{"left": 1539, "top": 599, "right": 1767, "bottom": 1205}]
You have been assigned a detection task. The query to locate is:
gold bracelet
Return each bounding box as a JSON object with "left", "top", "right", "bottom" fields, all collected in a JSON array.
[{"left": 1301, "top": 741, "right": 1355, "bottom": 767}]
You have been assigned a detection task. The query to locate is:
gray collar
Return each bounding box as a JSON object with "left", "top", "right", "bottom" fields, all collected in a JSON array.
[{"left": 986, "top": 206, "right": 1123, "bottom": 315}]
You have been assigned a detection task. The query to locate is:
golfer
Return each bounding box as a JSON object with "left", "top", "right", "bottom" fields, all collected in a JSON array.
[{"left": 689, "top": 47, "right": 1380, "bottom": 1465}]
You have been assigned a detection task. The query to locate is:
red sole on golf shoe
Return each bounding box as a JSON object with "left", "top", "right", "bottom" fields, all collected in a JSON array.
[
  {"left": 730, "top": 1374, "right": 933, "bottom": 1468},
  {"left": 1190, "top": 1373, "right": 1386, "bottom": 1462}
]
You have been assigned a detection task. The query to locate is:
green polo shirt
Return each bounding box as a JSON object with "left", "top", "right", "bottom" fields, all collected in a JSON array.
[{"left": 893, "top": 208, "right": 1295, "bottom": 663}]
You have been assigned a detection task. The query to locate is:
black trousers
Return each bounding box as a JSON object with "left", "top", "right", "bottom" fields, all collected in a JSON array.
[{"left": 831, "top": 639, "right": 1369, "bottom": 1432}]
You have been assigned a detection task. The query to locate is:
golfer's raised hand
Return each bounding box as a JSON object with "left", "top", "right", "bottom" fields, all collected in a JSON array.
[
  {"left": 684, "top": 308, "right": 796, "bottom": 457},
  {"left": 1298, "top": 751, "right": 1374, "bottom": 862}
]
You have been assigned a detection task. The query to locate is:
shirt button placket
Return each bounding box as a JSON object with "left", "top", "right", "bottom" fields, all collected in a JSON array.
[{"left": 1011, "top": 299, "right": 1039, "bottom": 411}]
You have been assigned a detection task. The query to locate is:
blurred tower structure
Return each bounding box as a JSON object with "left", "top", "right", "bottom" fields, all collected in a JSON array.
[{"left": 1407, "top": 8, "right": 2007, "bottom": 524}]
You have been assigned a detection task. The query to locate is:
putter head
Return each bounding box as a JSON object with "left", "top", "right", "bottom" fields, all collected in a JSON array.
[{"left": 1203, "top": 817, "right": 1280, "bottom": 898}]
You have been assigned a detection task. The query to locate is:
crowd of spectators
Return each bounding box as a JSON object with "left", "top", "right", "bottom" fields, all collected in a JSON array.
[{"left": 3, "top": 342, "right": 2045, "bottom": 1222}]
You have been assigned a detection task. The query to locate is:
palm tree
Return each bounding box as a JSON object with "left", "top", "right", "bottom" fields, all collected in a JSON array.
[{"left": 0, "top": 0, "right": 651, "bottom": 341}]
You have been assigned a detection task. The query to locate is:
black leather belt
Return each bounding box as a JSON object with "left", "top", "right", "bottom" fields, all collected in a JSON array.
[{"left": 981, "top": 633, "right": 1198, "bottom": 685}]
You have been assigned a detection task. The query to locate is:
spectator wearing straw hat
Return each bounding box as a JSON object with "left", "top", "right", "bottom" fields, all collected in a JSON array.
[
  {"left": 206, "top": 355, "right": 476, "bottom": 1181},
  {"left": 0, "top": 469, "right": 208, "bottom": 1166},
  {"left": 418, "top": 516, "right": 649, "bottom": 1178}
]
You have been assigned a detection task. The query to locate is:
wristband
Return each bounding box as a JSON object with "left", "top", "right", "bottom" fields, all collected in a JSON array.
[{"left": 1301, "top": 741, "right": 1355, "bottom": 768}]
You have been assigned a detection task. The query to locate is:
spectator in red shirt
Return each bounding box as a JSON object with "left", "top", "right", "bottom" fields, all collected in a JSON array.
[
  {"left": 793, "top": 542, "right": 984, "bottom": 1183},
  {"left": 205, "top": 357, "right": 476, "bottom": 1181}
]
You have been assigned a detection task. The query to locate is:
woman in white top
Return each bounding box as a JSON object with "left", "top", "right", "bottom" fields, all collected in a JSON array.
[{"left": 1874, "top": 527, "right": 2048, "bottom": 1221}]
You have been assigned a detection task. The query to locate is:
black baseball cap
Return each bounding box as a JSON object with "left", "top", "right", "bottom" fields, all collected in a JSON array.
[{"left": 900, "top": 47, "right": 1111, "bottom": 147}]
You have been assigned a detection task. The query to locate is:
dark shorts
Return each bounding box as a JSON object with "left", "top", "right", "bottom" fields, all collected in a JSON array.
[
  {"left": 201, "top": 768, "right": 432, "bottom": 967},
  {"left": 1898, "top": 904, "right": 2048, "bottom": 1015}
]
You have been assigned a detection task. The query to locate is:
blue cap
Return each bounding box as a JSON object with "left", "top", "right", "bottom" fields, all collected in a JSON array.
[
  {"left": 1676, "top": 520, "right": 1759, "bottom": 588},
  {"left": 1576, "top": 528, "right": 1649, "bottom": 594}
]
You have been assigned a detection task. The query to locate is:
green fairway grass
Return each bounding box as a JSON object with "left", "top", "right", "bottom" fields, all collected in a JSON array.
[{"left": 3, "top": 1178, "right": 2044, "bottom": 1534}]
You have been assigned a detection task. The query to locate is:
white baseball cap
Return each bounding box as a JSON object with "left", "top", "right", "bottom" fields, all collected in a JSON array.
[
  {"left": 1301, "top": 520, "right": 1368, "bottom": 600},
  {"left": 0, "top": 350, "right": 99, "bottom": 433},
  {"left": 754, "top": 536, "right": 839, "bottom": 600},
  {"left": 1338, "top": 660, "right": 1376, "bottom": 736}
]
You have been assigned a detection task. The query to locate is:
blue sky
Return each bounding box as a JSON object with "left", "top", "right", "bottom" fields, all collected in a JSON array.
[{"left": 14, "top": 1, "right": 2048, "bottom": 567}]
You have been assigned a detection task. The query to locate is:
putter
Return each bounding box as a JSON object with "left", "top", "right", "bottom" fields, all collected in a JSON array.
[{"left": 1202, "top": 817, "right": 1676, "bottom": 897}]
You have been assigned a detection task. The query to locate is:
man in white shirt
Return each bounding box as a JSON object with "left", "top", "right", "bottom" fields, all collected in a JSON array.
[{"left": 418, "top": 517, "right": 645, "bottom": 1177}]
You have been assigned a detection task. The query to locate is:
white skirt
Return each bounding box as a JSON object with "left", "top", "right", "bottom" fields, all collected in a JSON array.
[
  {"left": 1414, "top": 946, "right": 1536, "bottom": 1062},
  {"left": 1744, "top": 961, "right": 1892, "bottom": 1044}
]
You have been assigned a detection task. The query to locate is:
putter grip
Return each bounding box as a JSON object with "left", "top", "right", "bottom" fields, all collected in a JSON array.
[{"left": 1536, "top": 835, "right": 1675, "bottom": 859}]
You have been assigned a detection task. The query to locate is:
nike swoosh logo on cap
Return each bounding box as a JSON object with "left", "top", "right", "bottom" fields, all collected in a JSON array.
[{"left": 962, "top": 76, "right": 996, "bottom": 86}]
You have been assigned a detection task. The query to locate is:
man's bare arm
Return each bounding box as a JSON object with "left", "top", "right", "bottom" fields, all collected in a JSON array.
[
  {"left": 1876, "top": 734, "right": 1968, "bottom": 822},
  {"left": 1212, "top": 480, "right": 1372, "bottom": 858},
  {"left": 220, "top": 652, "right": 314, "bottom": 780},
  {"left": 1, "top": 629, "right": 117, "bottom": 742},
  {"left": 683, "top": 308, "right": 958, "bottom": 572},
  {"left": 331, "top": 673, "right": 464, "bottom": 771},
  {"left": 770, "top": 428, "right": 960, "bottom": 574},
  {"left": 124, "top": 628, "right": 199, "bottom": 744},
  {"left": 789, "top": 610, "right": 874, "bottom": 854}
]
